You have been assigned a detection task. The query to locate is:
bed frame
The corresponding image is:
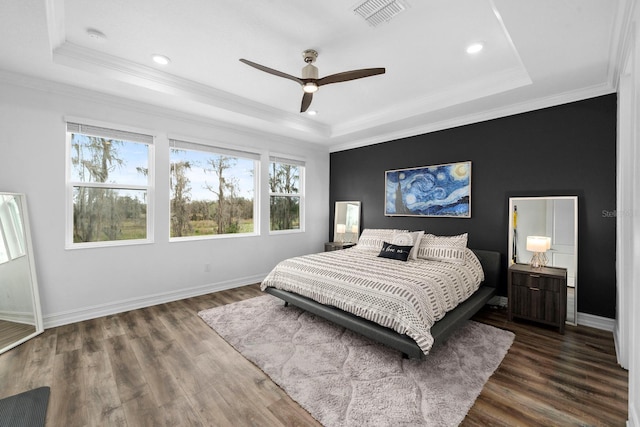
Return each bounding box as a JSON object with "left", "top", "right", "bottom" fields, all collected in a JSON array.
[{"left": 264, "top": 249, "right": 501, "bottom": 359}]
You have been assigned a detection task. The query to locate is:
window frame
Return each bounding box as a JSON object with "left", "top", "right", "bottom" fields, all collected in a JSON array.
[
  {"left": 65, "top": 120, "right": 155, "bottom": 249},
  {"left": 169, "top": 138, "right": 260, "bottom": 242},
  {"left": 268, "top": 156, "right": 305, "bottom": 234}
]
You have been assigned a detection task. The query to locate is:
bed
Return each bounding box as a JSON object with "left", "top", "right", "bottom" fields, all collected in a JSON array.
[{"left": 261, "top": 229, "right": 500, "bottom": 359}]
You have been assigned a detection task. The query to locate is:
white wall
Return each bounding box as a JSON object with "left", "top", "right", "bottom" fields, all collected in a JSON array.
[
  {"left": 0, "top": 75, "right": 330, "bottom": 327},
  {"left": 616, "top": 2, "right": 640, "bottom": 425}
]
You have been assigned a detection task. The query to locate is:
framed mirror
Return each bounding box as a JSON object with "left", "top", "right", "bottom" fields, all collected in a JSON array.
[
  {"left": 508, "top": 196, "right": 578, "bottom": 325},
  {"left": 334, "top": 201, "right": 361, "bottom": 244},
  {"left": 0, "top": 193, "right": 44, "bottom": 354}
]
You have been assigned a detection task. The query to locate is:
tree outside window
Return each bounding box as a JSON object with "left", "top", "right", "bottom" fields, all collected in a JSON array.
[
  {"left": 269, "top": 159, "right": 303, "bottom": 231},
  {"left": 169, "top": 141, "right": 257, "bottom": 239},
  {"left": 67, "top": 123, "right": 152, "bottom": 246}
]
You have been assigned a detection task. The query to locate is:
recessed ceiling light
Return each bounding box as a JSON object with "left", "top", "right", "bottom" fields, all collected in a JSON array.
[
  {"left": 307, "top": 110, "right": 318, "bottom": 116},
  {"left": 86, "top": 28, "right": 106, "bottom": 42},
  {"left": 466, "top": 42, "right": 484, "bottom": 54},
  {"left": 152, "top": 54, "right": 171, "bottom": 65}
]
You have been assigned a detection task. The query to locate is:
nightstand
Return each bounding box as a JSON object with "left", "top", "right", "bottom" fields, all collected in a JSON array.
[
  {"left": 508, "top": 263, "right": 568, "bottom": 334},
  {"left": 324, "top": 242, "right": 356, "bottom": 252}
]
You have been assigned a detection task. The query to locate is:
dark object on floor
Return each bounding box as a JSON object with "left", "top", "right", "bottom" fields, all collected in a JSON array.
[{"left": 0, "top": 386, "right": 50, "bottom": 427}]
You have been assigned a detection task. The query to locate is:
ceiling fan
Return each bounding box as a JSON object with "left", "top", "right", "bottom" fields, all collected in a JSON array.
[{"left": 239, "top": 49, "right": 385, "bottom": 113}]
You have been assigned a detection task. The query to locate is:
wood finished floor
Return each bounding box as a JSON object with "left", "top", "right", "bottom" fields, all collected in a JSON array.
[
  {"left": 0, "top": 320, "right": 36, "bottom": 350},
  {"left": 0, "top": 284, "right": 628, "bottom": 426}
]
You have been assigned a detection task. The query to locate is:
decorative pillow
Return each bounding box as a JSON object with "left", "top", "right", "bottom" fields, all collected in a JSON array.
[
  {"left": 416, "top": 233, "right": 468, "bottom": 264},
  {"left": 356, "top": 228, "right": 408, "bottom": 252},
  {"left": 391, "top": 230, "right": 425, "bottom": 260},
  {"left": 378, "top": 241, "right": 413, "bottom": 261}
]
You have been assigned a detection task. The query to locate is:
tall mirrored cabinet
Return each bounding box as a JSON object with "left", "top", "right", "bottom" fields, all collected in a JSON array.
[
  {"left": 507, "top": 196, "right": 578, "bottom": 325},
  {"left": 0, "top": 193, "right": 44, "bottom": 354}
]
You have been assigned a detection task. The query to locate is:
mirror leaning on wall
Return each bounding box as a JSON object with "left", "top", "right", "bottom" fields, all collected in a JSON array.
[{"left": 0, "top": 193, "right": 44, "bottom": 354}]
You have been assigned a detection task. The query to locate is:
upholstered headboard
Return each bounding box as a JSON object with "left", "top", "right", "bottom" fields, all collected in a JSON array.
[{"left": 471, "top": 249, "right": 501, "bottom": 288}]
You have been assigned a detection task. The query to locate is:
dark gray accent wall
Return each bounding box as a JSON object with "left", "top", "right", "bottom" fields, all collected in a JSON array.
[{"left": 330, "top": 94, "right": 617, "bottom": 319}]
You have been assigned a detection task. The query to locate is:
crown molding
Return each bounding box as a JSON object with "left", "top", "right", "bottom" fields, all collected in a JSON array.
[
  {"left": 52, "top": 42, "right": 331, "bottom": 138},
  {"left": 606, "top": 0, "right": 637, "bottom": 89},
  {"left": 0, "top": 69, "right": 329, "bottom": 153},
  {"left": 37, "top": 0, "right": 627, "bottom": 154},
  {"left": 329, "top": 81, "right": 615, "bottom": 152},
  {"left": 44, "top": 0, "right": 65, "bottom": 52},
  {"left": 331, "top": 65, "right": 532, "bottom": 138},
  {"left": 1, "top": 65, "right": 615, "bottom": 155},
  {"left": 42, "top": 0, "right": 327, "bottom": 141}
]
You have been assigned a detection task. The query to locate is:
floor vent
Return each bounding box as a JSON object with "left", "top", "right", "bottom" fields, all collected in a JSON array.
[{"left": 352, "top": 0, "right": 407, "bottom": 27}]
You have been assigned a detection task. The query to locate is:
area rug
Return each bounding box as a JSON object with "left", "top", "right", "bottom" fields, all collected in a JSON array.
[
  {"left": 0, "top": 386, "right": 50, "bottom": 427},
  {"left": 198, "top": 295, "right": 514, "bottom": 427}
]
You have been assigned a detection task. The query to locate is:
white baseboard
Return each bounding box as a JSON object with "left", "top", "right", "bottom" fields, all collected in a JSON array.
[
  {"left": 43, "top": 281, "right": 618, "bottom": 334},
  {"left": 0, "top": 310, "right": 37, "bottom": 325},
  {"left": 486, "top": 298, "right": 615, "bottom": 332},
  {"left": 43, "top": 273, "right": 266, "bottom": 328},
  {"left": 576, "top": 312, "right": 616, "bottom": 332},
  {"left": 613, "top": 322, "right": 629, "bottom": 369},
  {"left": 629, "top": 404, "right": 637, "bottom": 427}
]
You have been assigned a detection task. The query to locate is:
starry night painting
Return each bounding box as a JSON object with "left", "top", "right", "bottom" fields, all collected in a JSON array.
[{"left": 385, "top": 161, "right": 471, "bottom": 218}]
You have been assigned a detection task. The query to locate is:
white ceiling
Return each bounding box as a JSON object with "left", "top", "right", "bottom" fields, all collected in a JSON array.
[{"left": 0, "top": 0, "right": 631, "bottom": 151}]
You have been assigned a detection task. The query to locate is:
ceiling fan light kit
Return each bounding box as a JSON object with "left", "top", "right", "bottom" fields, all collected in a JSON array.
[
  {"left": 303, "top": 82, "right": 319, "bottom": 94},
  {"left": 239, "top": 49, "right": 385, "bottom": 113}
]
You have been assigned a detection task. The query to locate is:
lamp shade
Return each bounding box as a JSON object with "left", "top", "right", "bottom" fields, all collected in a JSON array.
[
  {"left": 336, "top": 224, "right": 346, "bottom": 234},
  {"left": 526, "top": 236, "right": 550, "bottom": 253},
  {"left": 351, "top": 225, "right": 359, "bottom": 234}
]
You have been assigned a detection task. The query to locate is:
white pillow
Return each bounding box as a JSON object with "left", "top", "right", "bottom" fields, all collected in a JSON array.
[
  {"left": 356, "top": 228, "right": 407, "bottom": 252},
  {"left": 416, "top": 233, "right": 468, "bottom": 264},
  {"left": 391, "top": 231, "right": 425, "bottom": 260}
]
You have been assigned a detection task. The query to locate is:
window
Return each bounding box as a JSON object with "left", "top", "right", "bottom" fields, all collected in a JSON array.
[
  {"left": 269, "top": 157, "right": 304, "bottom": 232},
  {"left": 169, "top": 139, "right": 258, "bottom": 239},
  {"left": 66, "top": 122, "right": 153, "bottom": 247}
]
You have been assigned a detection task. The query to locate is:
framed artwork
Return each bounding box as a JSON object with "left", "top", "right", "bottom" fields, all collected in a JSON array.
[{"left": 385, "top": 161, "right": 471, "bottom": 218}]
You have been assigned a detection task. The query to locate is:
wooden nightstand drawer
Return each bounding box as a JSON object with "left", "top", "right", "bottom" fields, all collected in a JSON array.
[
  {"left": 510, "top": 272, "right": 564, "bottom": 292},
  {"left": 510, "top": 284, "right": 563, "bottom": 324}
]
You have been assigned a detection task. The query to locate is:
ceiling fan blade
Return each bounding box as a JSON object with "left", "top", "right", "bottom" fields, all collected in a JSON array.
[
  {"left": 317, "top": 68, "right": 385, "bottom": 86},
  {"left": 239, "top": 59, "right": 304, "bottom": 85},
  {"left": 300, "top": 92, "right": 313, "bottom": 113}
]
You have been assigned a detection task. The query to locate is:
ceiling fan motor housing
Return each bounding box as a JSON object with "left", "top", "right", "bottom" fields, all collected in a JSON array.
[{"left": 302, "top": 63, "right": 318, "bottom": 79}]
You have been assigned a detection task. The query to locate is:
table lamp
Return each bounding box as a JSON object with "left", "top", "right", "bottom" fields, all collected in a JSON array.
[{"left": 526, "top": 236, "right": 551, "bottom": 268}]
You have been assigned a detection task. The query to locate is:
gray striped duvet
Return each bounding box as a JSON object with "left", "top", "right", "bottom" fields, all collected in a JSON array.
[{"left": 260, "top": 247, "right": 485, "bottom": 355}]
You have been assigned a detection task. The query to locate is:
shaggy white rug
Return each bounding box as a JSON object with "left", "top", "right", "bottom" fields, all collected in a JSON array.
[{"left": 199, "top": 295, "right": 514, "bottom": 427}]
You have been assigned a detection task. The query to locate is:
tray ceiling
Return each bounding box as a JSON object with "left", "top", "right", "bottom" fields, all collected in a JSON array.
[{"left": 0, "top": 0, "right": 630, "bottom": 151}]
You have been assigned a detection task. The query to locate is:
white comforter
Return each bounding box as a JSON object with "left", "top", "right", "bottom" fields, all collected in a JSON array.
[{"left": 261, "top": 247, "right": 484, "bottom": 354}]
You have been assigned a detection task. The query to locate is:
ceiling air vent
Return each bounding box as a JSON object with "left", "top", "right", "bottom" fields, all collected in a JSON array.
[{"left": 352, "top": 0, "right": 407, "bottom": 27}]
